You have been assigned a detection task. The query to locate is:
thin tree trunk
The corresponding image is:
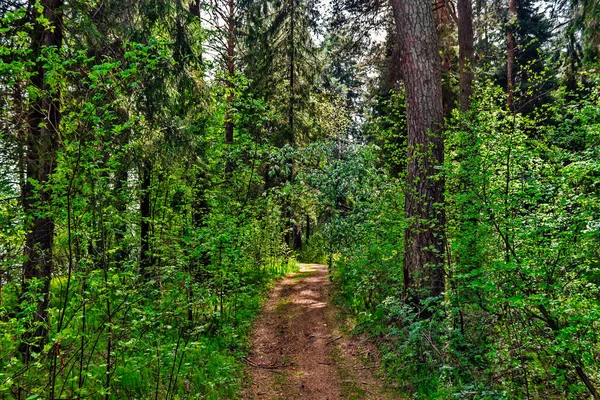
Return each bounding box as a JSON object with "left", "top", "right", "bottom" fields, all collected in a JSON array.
[
  {"left": 225, "top": 0, "right": 235, "bottom": 145},
  {"left": 20, "top": 0, "right": 63, "bottom": 357},
  {"left": 306, "top": 214, "right": 310, "bottom": 244},
  {"left": 284, "top": 208, "right": 292, "bottom": 248},
  {"left": 435, "top": 0, "right": 456, "bottom": 117},
  {"left": 293, "top": 223, "right": 302, "bottom": 250},
  {"left": 286, "top": 1, "right": 297, "bottom": 250},
  {"left": 458, "top": 0, "right": 475, "bottom": 112},
  {"left": 114, "top": 168, "right": 128, "bottom": 264},
  {"left": 507, "top": 0, "right": 517, "bottom": 108},
  {"left": 224, "top": 0, "right": 235, "bottom": 174},
  {"left": 565, "top": 32, "right": 577, "bottom": 100},
  {"left": 390, "top": 0, "right": 446, "bottom": 307},
  {"left": 140, "top": 162, "right": 152, "bottom": 278},
  {"left": 289, "top": 0, "right": 295, "bottom": 145},
  {"left": 456, "top": 0, "right": 480, "bottom": 298},
  {"left": 575, "top": 366, "right": 600, "bottom": 400},
  {"left": 191, "top": 174, "right": 211, "bottom": 284}
]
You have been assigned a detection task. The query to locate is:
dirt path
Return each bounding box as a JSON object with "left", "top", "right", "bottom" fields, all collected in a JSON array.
[{"left": 243, "top": 264, "right": 400, "bottom": 399}]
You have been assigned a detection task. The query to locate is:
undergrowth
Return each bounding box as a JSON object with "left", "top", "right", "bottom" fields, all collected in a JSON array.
[{"left": 0, "top": 260, "right": 296, "bottom": 399}]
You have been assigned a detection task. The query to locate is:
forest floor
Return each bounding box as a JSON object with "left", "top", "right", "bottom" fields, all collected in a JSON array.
[{"left": 243, "top": 264, "right": 401, "bottom": 399}]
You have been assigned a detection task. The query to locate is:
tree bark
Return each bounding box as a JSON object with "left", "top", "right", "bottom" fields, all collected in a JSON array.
[
  {"left": 458, "top": 0, "right": 475, "bottom": 111},
  {"left": 20, "top": 0, "right": 63, "bottom": 357},
  {"left": 390, "top": 0, "right": 446, "bottom": 306}
]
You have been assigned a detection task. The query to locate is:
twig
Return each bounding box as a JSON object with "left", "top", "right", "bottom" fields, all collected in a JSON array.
[
  {"left": 326, "top": 335, "right": 343, "bottom": 345},
  {"left": 243, "top": 357, "right": 295, "bottom": 369}
]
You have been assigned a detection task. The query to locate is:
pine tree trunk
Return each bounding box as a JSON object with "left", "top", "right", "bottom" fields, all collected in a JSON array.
[
  {"left": 390, "top": 0, "right": 446, "bottom": 306},
  {"left": 20, "top": 0, "right": 63, "bottom": 357}
]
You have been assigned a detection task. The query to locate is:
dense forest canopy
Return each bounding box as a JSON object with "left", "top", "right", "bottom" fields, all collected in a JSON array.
[{"left": 0, "top": 0, "right": 599, "bottom": 398}]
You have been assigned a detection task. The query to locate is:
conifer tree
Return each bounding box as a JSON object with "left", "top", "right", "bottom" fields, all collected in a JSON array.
[
  {"left": 390, "top": 0, "right": 445, "bottom": 306},
  {"left": 20, "top": 0, "right": 63, "bottom": 357}
]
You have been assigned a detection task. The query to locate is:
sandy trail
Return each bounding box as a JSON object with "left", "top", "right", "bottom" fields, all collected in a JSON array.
[{"left": 244, "top": 264, "right": 399, "bottom": 399}]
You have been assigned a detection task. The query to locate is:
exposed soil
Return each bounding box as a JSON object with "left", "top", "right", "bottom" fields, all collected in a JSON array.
[{"left": 243, "top": 264, "right": 401, "bottom": 399}]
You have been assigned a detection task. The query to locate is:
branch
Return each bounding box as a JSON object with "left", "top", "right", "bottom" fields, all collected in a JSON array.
[{"left": 0, "top": 196, "right": 21, "bottom": 202}]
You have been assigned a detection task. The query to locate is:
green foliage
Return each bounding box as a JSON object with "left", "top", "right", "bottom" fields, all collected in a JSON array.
[
  {"left": 243, "top": 0, "right": 323, "bottom": 146},
  {"left": 364, "top": 89, "right": 407, "bottom": 177},
  {"left": 307, "top": 142, "right": 404, "bottom": 311},
  {"left": 2, "top": 0, "right": 600, "bottom": 399},
  {"left": 444, "top": 77, "right": 600, "bottom": 398},
  {"left": 0, "top": 2, "right": 300, "bottom": 397},
  {"left": 327, "top": 73, "right": 600, "bottom": 399}
]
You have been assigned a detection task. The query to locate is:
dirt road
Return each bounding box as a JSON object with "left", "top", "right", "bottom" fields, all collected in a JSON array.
[{"left": 244, "top": 264, "right": 399, "bottom": 399}]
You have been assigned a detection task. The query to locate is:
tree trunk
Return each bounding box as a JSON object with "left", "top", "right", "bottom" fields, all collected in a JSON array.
[
  {"left": 293, "top": 223, "right": 302, "bottom": 250},
  {"left": 390, "top": 0, "right": 446, "bottom": 306},
  {"left": 113, "top": 168, "right": 129, "bottom": 265},
  {"left": 306, "top": 214, "right": 310, "bottom": 244},
  {"left": 140, "top": 162, "right": 152, "bottom": 278},
  {"left": 289, "top": 0, "right": 296, "bottom": 145},
  {"left": 507, "top": 0, "right": 517, "bottom": 108},
  {"left": 20, "top": 0, "right": 63, "bottom": 357},
  {"left": 457, "top": 0, "right": 479, "bottom": 261},
  {"left": 455, "top": 0, "right": 481, "bottom": 317},
  {"left": 225, "top": 0, "right": 235, "bottom": 145},
  {"left": 191, "top": 174, "right": 211, "bottom": 281},
  {"left": 224, "top": 0, "right": 235, "bottom": 174},
  {"left": 458, "top": 0, "right": 475, "bottom": 111},
  {"left": 434, "top": 0, "right": 456, "bottom": 117}
]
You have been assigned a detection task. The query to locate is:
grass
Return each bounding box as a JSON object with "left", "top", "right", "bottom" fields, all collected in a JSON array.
[
  {"left": 0, "top": 260, "right": 299, "bottom": 399},
  {"left": 275, "top": 297, "right": 292, "bottom": 311}
]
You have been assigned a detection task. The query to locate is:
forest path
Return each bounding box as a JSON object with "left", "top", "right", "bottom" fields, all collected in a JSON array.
[{"left": 243, "top": 264, "right": 399, "bottom": 399}]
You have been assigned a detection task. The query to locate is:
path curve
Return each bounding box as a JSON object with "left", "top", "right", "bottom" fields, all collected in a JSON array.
[{"left": 243, "top": 264, "right": 399, "bottom": 399}]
